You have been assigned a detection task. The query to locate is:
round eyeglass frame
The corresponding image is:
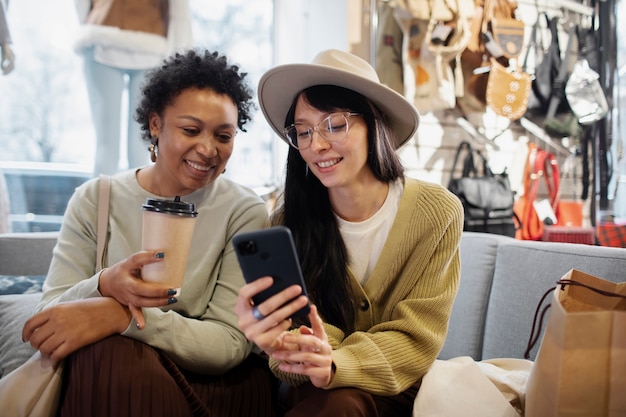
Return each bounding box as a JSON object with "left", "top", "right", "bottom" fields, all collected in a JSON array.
[{"left": 281, "top": 112, "right": 361, "bottom": 150}]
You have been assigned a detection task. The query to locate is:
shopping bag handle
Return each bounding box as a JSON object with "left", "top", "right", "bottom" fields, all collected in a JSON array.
[
  {"left": 556, "top": 279, "right": 626, "bottom": 298},
  {"left": 524, "top": 278, "right": 626, "bottom": 359}
]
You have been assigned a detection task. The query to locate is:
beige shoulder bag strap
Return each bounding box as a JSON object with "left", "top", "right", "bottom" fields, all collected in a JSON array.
[
  {"left": 0, "top": 178, "right": 112, "bottom": 417},
  {"left": 96, "top": 174, "right": 111, "bottom": 272}
]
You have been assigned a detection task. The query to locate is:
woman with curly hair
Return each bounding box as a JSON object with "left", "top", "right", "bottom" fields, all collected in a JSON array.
[{"left": 21, "top": 49, "right": 276, "bottom": 417}]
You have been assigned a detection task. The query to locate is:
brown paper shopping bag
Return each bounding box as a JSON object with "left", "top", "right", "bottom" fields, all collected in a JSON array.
[{"left": 525, "top": 269, "right": 626, "bottom": 417}]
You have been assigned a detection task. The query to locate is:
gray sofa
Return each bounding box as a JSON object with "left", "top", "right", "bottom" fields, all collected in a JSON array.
[
  {"left": 0, "top": 232, "right": 57, "bottom": 377},
  {"left": 440, "top": 232, "right": 626, "bottom": 361},
  {"left": 1, "top": 231, "right": 625, "bottom": 380}
]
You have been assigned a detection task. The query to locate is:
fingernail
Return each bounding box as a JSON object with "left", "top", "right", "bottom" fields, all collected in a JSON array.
[
  {"left": 167, "top": 297, "right": 178, "bottom": 304},
  {"left": 167, "top": 288, "right": 177, "bottom": 296},
  {"left": 155, "top": 252, "right": 165, "bottom": 259}
]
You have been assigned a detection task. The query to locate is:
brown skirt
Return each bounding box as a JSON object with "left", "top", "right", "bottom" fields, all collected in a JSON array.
[
  {"left": 283, "top": 380, "right": 420, "bottom": 417},
  {"left": 57, "top": 335, "right": 279, "bottom": 417}
]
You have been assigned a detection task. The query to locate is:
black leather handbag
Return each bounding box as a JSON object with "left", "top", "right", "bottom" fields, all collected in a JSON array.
[
  {"left": 447, "top": 141, "right": 518, "bottom": 237},
  {"left": 525, "top": 15, "right": 572, "bottom": 117}
]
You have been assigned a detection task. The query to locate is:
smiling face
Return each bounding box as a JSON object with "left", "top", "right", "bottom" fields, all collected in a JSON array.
[
  {"left": 294, "top": 95, "right": 376, "bottom": 191},
  {"left": 147, "top": 88, "right": 238, "bottom": 197}
]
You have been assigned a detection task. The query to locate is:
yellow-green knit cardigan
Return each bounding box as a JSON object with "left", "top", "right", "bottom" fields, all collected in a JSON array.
[{"left": 270, "top": 177, "right": 464, "bottom": 395}]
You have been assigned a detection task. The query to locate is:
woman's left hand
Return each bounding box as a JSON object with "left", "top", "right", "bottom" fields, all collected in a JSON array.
[
  {"left": 22, "top": 297, "right": 131, "bottom": 362},
  {"left": 272, "top": 304, "right": 334, "bottom": 388}
]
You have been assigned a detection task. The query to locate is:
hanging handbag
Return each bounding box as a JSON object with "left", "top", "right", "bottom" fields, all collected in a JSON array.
[
  {"left": 486, "top": 58, "right": 532, "bottom": 120},
  {"left": 397, "top": 0, "right": 472, "bottom": 113},
  {"left": 565, "top": 58, "right": 608, "bottom": 125},
  {"left": 488, "top": 16, "right": 525, "bottom": 59},
  {"left": 413, "top": 15, "right": 471, "bottom": 113},
  {"left": 514, "top": 143, "right": 560, "bottom": 241},
  {"left": 457, "top": 0, "right": 523, "bottom": 116},
  {"left": 409, "top": 19, "right": 458, "bottom": 113},
  {"left": 526, "top": 16, "right": 576, "bottom": 119},
  {"left": 448, "top": 141, "right": 517, "bottom": 237},
  {"left": 526, "top": 15, "right": 564, "bottom": 115},
  {"left": 0, "top": 175, "right": 111, "bottom": 416},
  {"left": 524, "top": 269, "right": 626, "bottom": 417}
]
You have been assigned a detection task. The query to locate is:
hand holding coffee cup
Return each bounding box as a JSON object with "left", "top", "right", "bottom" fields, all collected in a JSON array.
[{"left": 141, "top": 197, "right": 197, "bottom": 296}]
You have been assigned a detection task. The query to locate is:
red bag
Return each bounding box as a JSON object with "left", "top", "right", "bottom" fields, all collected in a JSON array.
[
  {"left": 514, "top": 143, "right": 560, "bottom": 240},
  {"left": 554, "top": 200, "right": 583, "bottom": 227},
  {"left": 596, "top": 223, "right": 626, "bottom": 248}
]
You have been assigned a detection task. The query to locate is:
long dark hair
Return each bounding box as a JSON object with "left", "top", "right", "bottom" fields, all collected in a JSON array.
[{"left": 274, "top": 85, "right": 404, "bottom": 333}]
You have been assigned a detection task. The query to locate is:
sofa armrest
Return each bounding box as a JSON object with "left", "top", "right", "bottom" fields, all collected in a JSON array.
[
  {"left": 0, "top": 232, "right": 58, "bottom": 276},
  {"left": 439, "top": 232, "right": 512, "bottom": 360}
]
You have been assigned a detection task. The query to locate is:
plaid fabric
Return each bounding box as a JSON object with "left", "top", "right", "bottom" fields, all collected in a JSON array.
[
  {"left": 543, "top": 226, "right": 595, "bottom": 245},
  {"left": 597, "top": 223, "right": 626, "bottom": 248}
]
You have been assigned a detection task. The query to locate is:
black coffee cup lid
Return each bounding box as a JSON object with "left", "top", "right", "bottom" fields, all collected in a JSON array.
[{"left": 142, "top": 196, "right": 197, "bottom": 217}]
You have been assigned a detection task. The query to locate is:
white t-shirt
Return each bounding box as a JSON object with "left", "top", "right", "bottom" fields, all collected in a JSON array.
[{"left": 336, "top": 179, "right": 403, "bottom": 285}]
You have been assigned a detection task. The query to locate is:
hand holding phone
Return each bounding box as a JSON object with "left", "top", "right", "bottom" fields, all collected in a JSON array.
[{"left": 233, "top": 226, "right": 310, "bottom": 319}]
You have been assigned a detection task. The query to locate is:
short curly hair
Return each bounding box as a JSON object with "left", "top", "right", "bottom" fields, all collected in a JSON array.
[{"left": 135, "top": 49, "right": 254, "bottom": 142}]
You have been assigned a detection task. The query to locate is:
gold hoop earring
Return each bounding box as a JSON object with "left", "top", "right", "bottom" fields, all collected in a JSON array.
[{"left": 149, "top": 139, "right": 158, "bottom": 163}]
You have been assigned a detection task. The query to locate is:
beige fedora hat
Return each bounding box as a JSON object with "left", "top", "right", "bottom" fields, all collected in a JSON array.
[{"left": 257, "top": 49, "right": 419, "bottom": 149}]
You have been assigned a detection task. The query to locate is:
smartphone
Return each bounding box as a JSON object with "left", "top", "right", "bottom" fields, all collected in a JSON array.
[{"left": 233, "top": 226, "right": 310, "bottom": 319}]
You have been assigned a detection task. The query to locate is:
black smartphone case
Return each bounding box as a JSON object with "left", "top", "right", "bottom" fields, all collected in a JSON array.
[{"left": 233, "top": 226, "right": 310, "bottom": 319}]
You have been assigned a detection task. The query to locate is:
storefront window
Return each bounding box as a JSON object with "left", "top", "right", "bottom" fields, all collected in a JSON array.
[
  {"left": 0, "top": 0, "right": 275, "bottom": 189},
  {"left": 0, "top": 0, "right": 276, "bottom": 232}
]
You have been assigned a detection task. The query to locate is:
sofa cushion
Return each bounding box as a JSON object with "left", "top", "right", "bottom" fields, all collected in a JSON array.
[
  {"left": 0, "top": 293, "right": 39, "bottom": 377},
  {"left": 0, "top": 232, "right": 57, "bottom": 276},
  {"left": 439, "top": 232, "right": 511, "bottom": 360},
  {"left": 482, "top": 240, "right": 626, "bottom": 361}
]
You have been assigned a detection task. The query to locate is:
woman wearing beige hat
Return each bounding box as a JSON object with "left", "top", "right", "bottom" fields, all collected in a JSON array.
[{"left": 236, "top": 49, "right": 464, "bottom": 416}]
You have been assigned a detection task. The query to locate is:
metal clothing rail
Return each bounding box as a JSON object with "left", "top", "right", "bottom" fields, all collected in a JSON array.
[
  {"left": 517, "top": 0, "right": 594, "bottom": 17},
  {"left": 519, "top": 117, "right": 572, "bottom": 156},
  {"left": 456, "top": 117, "right": 502, "bottom": 151}
]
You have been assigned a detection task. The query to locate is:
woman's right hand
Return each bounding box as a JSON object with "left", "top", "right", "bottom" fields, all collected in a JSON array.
[
  {"left": 235, "top": 276, "right": 309, "bottom": 355},
  {"left": 98, "top": 250, "right": 179, "bottom": 329}
]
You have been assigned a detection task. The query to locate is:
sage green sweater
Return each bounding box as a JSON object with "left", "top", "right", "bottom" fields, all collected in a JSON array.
[
  {"left": 37, "top": 170, "right": 269, "bottom": 375},
  {"left": 270, "top": 178, "right": 464, "bottom": 395}
]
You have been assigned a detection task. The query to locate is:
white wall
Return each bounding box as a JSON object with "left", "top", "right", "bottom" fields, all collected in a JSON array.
[
  {"left": 271, "top": 0, "right": 350, "bottom": 183},
  {"left": 273, "top": 0, "right": 348, "bottom": 65}
]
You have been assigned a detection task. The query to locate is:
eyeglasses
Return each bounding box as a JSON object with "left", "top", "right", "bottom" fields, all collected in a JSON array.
[{"left": 282, "top": 112, "right": 361, "bottom": 150}]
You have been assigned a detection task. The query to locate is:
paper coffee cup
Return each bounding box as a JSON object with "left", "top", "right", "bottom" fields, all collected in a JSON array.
[{"left": 141, "top": 196, "right": 197, "bottom": 295}]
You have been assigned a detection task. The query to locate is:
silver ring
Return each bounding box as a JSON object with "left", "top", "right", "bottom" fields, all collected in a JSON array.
[{"left": 252, "top": 305, "right": 265, "bottom": 321}]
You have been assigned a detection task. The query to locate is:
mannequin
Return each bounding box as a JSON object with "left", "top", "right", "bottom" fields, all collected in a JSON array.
[
  {"left": 73, "top": 0, "right": 193, "bottom": 175},
  {"left": 0, "top": 0, "right": 15, "bottom": 75}
]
